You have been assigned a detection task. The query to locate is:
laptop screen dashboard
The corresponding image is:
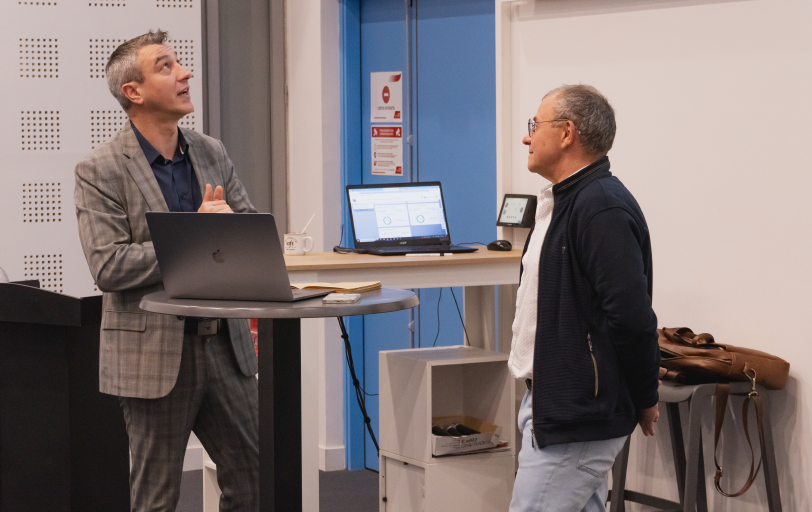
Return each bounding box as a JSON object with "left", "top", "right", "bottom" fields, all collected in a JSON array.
[{"left": 347, "top": 183, "right": 452, "bottom": 247}]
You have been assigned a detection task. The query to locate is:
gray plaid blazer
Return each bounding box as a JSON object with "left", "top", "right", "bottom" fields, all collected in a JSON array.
[{"left": 75, "top": 122, "right": 259, "bottom": 399}]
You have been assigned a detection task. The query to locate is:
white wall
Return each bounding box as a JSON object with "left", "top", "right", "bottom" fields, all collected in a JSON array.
[
  {"left": 0, "top": 0, "right": 208, "bottom": 477},
  {"left": 497, "top": 0, "right": 811, "bottom": 509},
  {"left": 286, "top": 0, "right": 346, "bottom": 495},
  {"left": 0, "top": 0, "right": 200, "bottom": 296}
]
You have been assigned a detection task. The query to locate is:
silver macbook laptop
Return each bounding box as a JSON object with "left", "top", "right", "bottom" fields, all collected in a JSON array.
[{"left": 146, "top": 212, "right": 331, "bottom": 302}]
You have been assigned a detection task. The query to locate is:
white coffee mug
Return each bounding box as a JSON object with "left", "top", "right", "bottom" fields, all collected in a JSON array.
[{"left": 284, "top": 232, "right": 314, "bottom": 256}]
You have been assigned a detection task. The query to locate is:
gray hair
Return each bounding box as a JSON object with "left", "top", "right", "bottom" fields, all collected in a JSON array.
[
  {"left": 543, "top": 84, "right": 616, "bottom": 156},
  {"left": 106, "top": 30, "right": 169, "bottom": 111}
]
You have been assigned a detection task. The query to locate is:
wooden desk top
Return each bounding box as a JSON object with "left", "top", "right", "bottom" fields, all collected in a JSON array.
[{"left": 283, "top": 249, "right": 523, "bottom": 271}]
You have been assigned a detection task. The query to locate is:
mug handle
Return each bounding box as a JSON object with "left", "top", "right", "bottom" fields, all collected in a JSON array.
[{"left": 303, "top": 236, "right": 314, "bottom": 253}]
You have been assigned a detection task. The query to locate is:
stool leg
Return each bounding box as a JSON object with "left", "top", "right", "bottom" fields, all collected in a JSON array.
[
  {"left": 682, "top": 396, "right": 705, "bottom": 512},
  {"left": 758, "top": 395, "right": 783, "bottom": 512},
  {"left": 609, "top": 436, "right": 631, "bottom": 512},
  {"left": 696, "top": 436, "right": 708, "bottom": 512},
  {"left": 666, "top": 403, "right": 687, "bottom": 504}
]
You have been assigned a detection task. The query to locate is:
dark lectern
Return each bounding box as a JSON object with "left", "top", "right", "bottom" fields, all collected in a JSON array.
[{"left": 0, "top": 282, "right": 129, "bottom": 512}]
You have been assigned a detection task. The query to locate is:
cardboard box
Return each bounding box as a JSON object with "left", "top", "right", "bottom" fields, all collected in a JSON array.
[{"left": 431, "top": 415, "right": 509, "bottom": 457}]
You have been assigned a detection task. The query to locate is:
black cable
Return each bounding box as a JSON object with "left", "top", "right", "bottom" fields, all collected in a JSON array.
[
  {"left": 333, "top": 246, "right": 366, "bottom": 254},
  {"left": 333, "top": 224, "right": 367, "bottom": 254},
  {"left": 337, "top": 320, "right": 375, "bottom": 396},
  {"left": 456, "top": 242, "right": 488, "bottom": 246},
  {"left": 432, "top": 288, "right": 443, "bottom": 347},
  {"left": 337, "top": 316, "right": 380, "bottom": 456},
  {"left": 449, "top": 287, "right": 470, "bottom": 346}
]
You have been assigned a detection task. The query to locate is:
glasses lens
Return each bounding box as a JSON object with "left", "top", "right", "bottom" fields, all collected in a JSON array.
[{"left": 528, "top": 119, "right": 534, "bottom": 137}]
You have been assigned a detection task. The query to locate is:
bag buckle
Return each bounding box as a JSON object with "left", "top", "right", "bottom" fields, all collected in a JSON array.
[{"left": 745, "top": 368, "right": 758, "bottom": 397}]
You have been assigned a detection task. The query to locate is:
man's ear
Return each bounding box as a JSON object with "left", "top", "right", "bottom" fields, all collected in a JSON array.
[
  {"left": 559, "top": 120, "right": 576, "bottom": 149},
  {"left": 122, "top": 82, "right": 144, "bottom": 108}
]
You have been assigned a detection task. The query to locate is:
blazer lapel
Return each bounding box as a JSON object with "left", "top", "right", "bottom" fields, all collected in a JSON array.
[
  {"left": 185, "top": 132, "right": 215, "bottom": 196},
  {"left": 121, "top": 123, "right": 169, "bottom": 213}
]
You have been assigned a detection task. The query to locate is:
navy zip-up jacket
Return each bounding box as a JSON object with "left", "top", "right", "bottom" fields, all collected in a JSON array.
[{"left": 521, "top": 156, "right": 660, "bottom": 448}]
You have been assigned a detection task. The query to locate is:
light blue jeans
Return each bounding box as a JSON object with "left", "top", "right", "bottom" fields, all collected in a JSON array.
[{"left": 509, "top": 389, "right": 627, "bottom": 512}]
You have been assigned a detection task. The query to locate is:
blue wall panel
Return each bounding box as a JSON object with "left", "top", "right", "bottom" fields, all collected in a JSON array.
[
  {"left": 359, "top": 0, "right": 414, "bottom": 469},
  {"left": 361, "top": 0, "right": 411, "bottom": 186},
  {"left": 417, "top": 287, "right": 466, "bottom": 347},
  {"left": 415, "top": 0, "right": 496, "bottom": 360},
  {"left": 361, "top": 310, "right": 412, "bottom": 468},
  {"left": 340, "top": 0, "right": 367, "bottom": 470},
  {"left": 341, "top": 0, "right": 496, "bottom": 471},
  {"left": 415, "top": 0, "right": 496, "bottom": 245}
]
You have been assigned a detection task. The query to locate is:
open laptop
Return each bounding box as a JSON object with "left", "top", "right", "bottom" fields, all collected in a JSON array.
[
  {"left": 346, "top": 182, "right": 477, "bottom": 255},
  {"left": 146, "top": 212, "right": 332, "bottom": 301}
]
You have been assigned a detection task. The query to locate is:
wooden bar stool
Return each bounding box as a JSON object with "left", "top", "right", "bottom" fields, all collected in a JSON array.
[{"left": 607, "top": 381, "right": 783, "bottom": 512}]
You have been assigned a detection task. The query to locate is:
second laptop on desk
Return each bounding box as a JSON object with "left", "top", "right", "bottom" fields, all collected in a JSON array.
[{"left": 346, "top": 182, "right": 477, "bottom": 255}]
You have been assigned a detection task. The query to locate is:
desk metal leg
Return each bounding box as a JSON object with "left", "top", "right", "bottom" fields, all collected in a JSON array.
[{"left": 257, "top": 318, "right": 302, "bottom": 512}]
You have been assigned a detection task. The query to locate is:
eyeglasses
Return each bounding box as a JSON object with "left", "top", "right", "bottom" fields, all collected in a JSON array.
[{"left": 528, "top": 118, "right": 570, "bottom": 137}]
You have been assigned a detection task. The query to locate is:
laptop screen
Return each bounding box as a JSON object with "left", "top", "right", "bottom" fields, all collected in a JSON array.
[{"left": 347, "top": 183, "right": 450, "bottom": 245}]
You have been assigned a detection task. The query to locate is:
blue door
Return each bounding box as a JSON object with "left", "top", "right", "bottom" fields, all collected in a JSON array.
[{"left": 341, "top": 0, "right": 496, "bottom": 471}]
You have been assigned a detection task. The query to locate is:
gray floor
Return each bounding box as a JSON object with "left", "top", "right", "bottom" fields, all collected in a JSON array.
[
  {"left": 319, "top": 469, "right": 380, "bottom": 512},
  {"left": 177, "top": 470, "right": 203, "bottom": 512},
  {"left": 176, "top": 468, "right": 379, "bottom": 512}
]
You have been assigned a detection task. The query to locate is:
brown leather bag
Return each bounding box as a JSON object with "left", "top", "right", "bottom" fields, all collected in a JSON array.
[
  {"left": 658, "top": 327, "right": 789, "bottom": 497},
  {"left": 658, "top": 327, "right": 789, "bottom": 390}
]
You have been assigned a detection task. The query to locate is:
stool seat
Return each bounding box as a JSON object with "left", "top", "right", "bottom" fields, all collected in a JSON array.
[{"left": 608, "top": 381, "right": 783, "bottom": 512}]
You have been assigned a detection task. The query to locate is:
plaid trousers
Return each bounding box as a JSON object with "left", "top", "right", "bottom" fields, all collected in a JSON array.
[{"left": 119, "top": 329, "right": 259, "bottom": 512}]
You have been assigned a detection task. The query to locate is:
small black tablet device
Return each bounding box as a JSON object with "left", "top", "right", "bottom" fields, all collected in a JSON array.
[{"left": 496, "top": 194, "right": 536, "bottom": 228}]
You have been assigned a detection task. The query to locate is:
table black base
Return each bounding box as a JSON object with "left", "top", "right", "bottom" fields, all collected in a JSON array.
[
  {"left": 257, "top": 318, "right": 302, "bottom": 512},
  {"left": 138, "top": 288, "right": 419, "bottom": 512}
]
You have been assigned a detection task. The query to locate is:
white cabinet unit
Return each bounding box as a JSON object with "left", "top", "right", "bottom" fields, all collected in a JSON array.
[{"left": 379, "top": 346, "right": 515, "bottom": 511}]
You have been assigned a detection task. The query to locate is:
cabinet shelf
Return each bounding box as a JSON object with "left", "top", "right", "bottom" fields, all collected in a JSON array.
[{"left": 379, "top": 345, "right": 515, "bottom": 511}]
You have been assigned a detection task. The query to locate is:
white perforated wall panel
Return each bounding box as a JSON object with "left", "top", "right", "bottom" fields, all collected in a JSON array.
[{"left": 0, "top": 4, "right": 201, "bottom": 296}]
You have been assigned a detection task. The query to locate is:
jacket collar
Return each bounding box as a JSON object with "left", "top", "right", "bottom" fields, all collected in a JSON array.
[
  {"left": 552, "top": 156, "right": 611, "bottom": 198},
  {"left": 121, "top": 123, "right": 205, "bottom": 212},
  {"left": 121, "top": 122, "right": 169, "bottom": 213},
  {"left": 130, "top": 121, "right": 190, "bottom": 164},
  {"left": 182, "top": 130, "right": 214, "bottom": 198}
]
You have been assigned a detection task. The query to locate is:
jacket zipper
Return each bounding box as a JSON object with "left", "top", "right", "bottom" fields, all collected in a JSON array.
[
  {"left": 528, "top": 209, "right": 555, "bottom": 452},
  {"left": 588, "top": 332, "right": 599, "bottom": 397}
]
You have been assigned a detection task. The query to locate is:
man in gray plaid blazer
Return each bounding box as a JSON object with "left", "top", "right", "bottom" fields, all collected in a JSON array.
[{"left": 75, "top": 30, "right": 259, "bottom": 511}]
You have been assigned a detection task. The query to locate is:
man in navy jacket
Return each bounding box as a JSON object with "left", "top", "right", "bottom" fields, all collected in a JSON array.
[{"left": 508, "top": 85, "right": 661, "bottom": 512}]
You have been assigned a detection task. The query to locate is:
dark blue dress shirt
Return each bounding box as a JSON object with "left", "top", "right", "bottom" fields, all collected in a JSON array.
[{"left": 131, "top": 122, "right": 203, "bottom": 212}]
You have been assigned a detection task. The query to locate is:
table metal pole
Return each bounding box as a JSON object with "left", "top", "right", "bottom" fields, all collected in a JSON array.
[{"left": 257, "top": 318, "right": 302, "bottom": 511}]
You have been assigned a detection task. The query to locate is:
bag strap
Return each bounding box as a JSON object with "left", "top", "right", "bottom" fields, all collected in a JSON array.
[
  {"left": 664, "top": 327, "right": 716, "bottom": 347},
  {"left": 713, "top": 373, "right": 766, "bottom": 497}
]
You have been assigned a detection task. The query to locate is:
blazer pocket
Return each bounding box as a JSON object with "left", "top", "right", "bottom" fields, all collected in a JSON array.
[{"left": 102, "top": 311, "right": 147, "bottom": 332}]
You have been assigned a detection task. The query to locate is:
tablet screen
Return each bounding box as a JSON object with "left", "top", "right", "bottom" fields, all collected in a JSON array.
[{"left": 499, "top": 197, "right": 530, "bottom": 225}]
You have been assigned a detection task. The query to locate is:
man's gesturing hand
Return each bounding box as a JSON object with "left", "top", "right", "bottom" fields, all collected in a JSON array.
[{"left": 198, "top": 184, "right": 233, "bottom": 213}]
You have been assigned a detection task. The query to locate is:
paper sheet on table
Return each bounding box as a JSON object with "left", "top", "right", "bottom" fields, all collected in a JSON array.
[{"left": 291, "top": 281, "right": 382, "bottom": 294}]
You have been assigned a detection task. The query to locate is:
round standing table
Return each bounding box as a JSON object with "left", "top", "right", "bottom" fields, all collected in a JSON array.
[{"left": 140, "top": 288, "right": 418, "bottom": 512}]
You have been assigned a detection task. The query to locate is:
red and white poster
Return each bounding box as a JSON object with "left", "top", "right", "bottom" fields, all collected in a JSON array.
[
  {"left": 371, "top": 126, "right": 403, "bottom": 176},
  {"left": 370, "top": 71, "right": 403, "bottom": 123}
]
